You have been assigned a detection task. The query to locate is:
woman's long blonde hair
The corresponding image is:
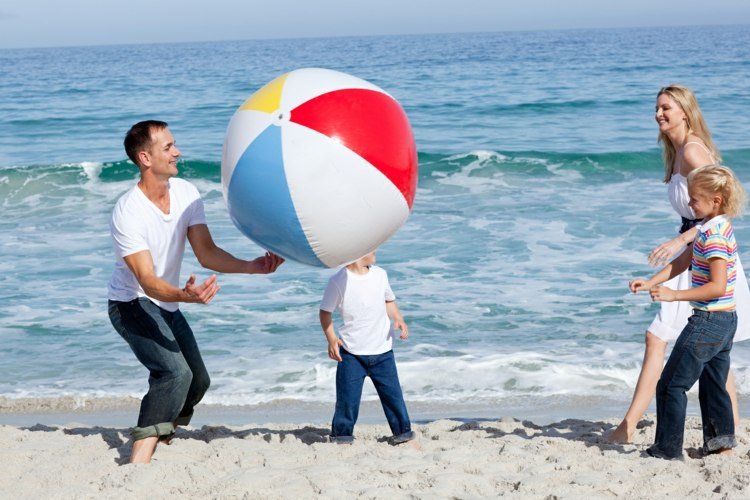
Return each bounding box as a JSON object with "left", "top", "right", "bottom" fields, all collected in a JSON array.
[
  {"left": 657, "top": 84, "right": 721, "bottom": 183},
  {"left": 688, "top": 165, "right": 746, "bottom": 218}
]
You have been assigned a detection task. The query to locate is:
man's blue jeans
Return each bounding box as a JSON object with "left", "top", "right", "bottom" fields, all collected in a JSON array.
[
  {"left": 648, "top": 309, "right": 737, "bottom": 459},
  {"left": 109, "top": 298, "right": 210, "bottom": 441},
  {"left": 331, "top": 349, "right": 414, "bottom": 444}
]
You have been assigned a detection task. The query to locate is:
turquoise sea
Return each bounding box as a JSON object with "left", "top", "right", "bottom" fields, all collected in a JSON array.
[{"left": 2, "top": 25, "right": 750, "bottom": 422}]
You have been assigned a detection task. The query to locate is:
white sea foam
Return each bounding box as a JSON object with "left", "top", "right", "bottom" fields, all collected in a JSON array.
[{"left": 78, "top": 161, "right": 103, "bottom": 183}]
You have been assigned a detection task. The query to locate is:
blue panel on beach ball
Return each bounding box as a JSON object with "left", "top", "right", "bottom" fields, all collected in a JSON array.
[{"left": 227, "top": 126, "right": 322, "bottom": 266}]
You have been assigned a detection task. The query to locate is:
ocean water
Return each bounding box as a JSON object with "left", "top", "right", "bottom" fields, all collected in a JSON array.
[{"left": 3, "top": 25, "right": 750, "bottom": 421}]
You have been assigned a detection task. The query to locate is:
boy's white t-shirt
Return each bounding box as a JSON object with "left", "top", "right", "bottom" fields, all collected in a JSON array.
[
  {"left": 107, "top": 177, "right": 207, "bottom": 312},
  {"left": 320, "top": 265, "right": 396, "bottom": 355}
]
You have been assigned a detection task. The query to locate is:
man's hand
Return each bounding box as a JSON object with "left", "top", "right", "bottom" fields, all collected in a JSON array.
[
  {"left": 249, "top": 252, "right": 285, "bottom": 274},
  {"left": 183, "top": 273, "right": 220, "bottom": 304}
]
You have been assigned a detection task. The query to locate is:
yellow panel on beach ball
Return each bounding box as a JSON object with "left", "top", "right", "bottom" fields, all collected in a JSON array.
[{"left": 239, "top": 73, "right": 289, "bottom": 113}]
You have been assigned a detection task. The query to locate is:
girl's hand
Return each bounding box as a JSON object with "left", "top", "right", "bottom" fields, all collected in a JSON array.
[
  {"left": 649, "top": 285, "right": 677, "bottom": 302},
  {"left": 629, "top": 278, "right": 650, "bottom": 293},
  {"left": 648, "top": 235, "right": 686, "bottom": 267}
]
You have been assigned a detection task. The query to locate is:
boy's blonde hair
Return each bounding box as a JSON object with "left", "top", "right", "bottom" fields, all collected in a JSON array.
[
  {"left": 688, "top": 164, "right": 747, "bottom": 218},
  {"left": 657, "top": 84, "right": 721, "bottom": 183}
]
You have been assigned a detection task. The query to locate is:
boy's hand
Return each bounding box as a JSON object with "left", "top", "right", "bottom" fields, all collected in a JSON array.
[
  {"left": 649, "top": 285, "right": 677, "bottom": 303},
  {"left": 629, "top": 278, "right": 651, "bottom": 293},
  {"left": 328, "top": 338, "right": 343, "bottom": 362},
  {"left": 394, "top": 319, "right": 409, "bottom": 340}
]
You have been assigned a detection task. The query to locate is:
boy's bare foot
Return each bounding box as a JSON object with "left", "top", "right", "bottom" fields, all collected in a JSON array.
[{"left": 606, "top": 421, "right": 633, "bottom": 444}]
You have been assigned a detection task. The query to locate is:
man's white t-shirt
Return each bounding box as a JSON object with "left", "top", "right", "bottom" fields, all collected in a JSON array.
[
  {"left": 107, "top": 177, "right": 206, "bottom": 312},
  {"left": 320, "top": 265, "right": 396, "bottom": 355}
]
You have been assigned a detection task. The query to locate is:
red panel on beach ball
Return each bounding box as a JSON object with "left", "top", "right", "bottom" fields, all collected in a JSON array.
[{"left": 290, "top": 88, "right": 417, "bottom": 208}]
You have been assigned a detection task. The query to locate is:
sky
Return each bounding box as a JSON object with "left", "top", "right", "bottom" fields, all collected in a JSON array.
[{"left": 1, "top": 0, "right": 749, "bottom": 49}]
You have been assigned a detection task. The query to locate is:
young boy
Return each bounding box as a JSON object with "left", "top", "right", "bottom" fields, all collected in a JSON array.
[{"left": 319, "top": 251, "right": 415, "bottom": 444}]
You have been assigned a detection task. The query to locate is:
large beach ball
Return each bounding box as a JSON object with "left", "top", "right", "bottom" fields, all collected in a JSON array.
[{"left": 221, "top": 67, "right": 418, "bottom": 267}]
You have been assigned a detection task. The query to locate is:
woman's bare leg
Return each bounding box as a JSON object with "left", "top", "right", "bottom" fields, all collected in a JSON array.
[
  {"left": 608, "top": 331, "right": 667, "bottom": 443},
  {"left": 727, "top": 369, "right": 740, "bottom": 426}
]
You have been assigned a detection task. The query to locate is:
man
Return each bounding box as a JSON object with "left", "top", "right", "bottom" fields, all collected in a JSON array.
[{"left": 107, "top": 120, "right": 284, "bottom": 463}]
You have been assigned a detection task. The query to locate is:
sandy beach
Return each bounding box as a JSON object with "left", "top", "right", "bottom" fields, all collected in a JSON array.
[{"left": 2, "top": 406, "right": 750, "bottom": 499}]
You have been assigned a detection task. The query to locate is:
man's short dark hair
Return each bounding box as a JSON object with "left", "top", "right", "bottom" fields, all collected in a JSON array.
[{"left": 123, "top": 120, "right": 168, "bottom": 166}]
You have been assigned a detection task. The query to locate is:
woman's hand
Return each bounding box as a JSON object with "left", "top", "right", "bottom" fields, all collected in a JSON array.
[{"left": 648, "top": 235, "right": 686, "bottom": 267}]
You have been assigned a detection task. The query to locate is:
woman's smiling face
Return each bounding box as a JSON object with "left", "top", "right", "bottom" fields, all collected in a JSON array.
[{"left": 655, "top": 93, "right": 686, "bottom": 135}]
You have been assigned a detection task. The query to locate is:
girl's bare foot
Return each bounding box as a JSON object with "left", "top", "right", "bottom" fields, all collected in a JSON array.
[
  {"left": 407, "top": 439, "right": 423, "bottom": 451},
  {"left": 689, "top": 447, "right": 733, "bottom": 459}
]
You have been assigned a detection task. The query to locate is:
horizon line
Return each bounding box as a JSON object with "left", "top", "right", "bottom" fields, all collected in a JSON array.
[{"left": 1, "top": 22, "right": 747, "bottom": 52}]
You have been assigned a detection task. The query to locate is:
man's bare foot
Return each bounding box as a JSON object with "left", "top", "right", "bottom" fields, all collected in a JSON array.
[
  {"left": 159, "top": 433, "right": 175, "bottom": 446},
  {"left": 159, "top": 421, "right": 179, "bottom": 446},
  {"left": 129, "top": 436, "right": 159, "bottom": 464},
  {"left": 407, "top": 439, "right": 423, "bottom": 451},
  {"left": 606, "top": 421, "right": 633, "bottom": 444}
]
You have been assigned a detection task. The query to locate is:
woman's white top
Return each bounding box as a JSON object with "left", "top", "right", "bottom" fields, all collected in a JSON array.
[{"left": 667, "top": 141, "right": 714, "bottom": 220}]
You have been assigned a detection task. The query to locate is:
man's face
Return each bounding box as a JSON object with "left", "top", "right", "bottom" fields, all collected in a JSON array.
[{"left": 143, "top": 127, "right": 180, "bottom": 178}]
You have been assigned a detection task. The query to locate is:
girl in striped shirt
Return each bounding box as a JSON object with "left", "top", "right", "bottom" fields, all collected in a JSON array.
[{"left": 629, "top": 164, "right": 746, "bottom": 460}]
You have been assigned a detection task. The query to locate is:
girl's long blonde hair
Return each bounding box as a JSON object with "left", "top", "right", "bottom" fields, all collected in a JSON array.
[
  {"left": 688, "top": 165, "right": 747, "bottom": 218},
  {"left": 658, "top": 84, "right": 721, "bottom": 183}
]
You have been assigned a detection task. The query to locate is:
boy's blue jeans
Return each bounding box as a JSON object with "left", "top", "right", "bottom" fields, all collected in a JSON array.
[
  {"left": 647, "top": 309, "right": 737, "bottom": 459},
  {"left": 331, "top": 349, "right": 414, "bottom": 444},
  {"left": 108, "top": 298, "right": 210, "bottom": 441}
]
